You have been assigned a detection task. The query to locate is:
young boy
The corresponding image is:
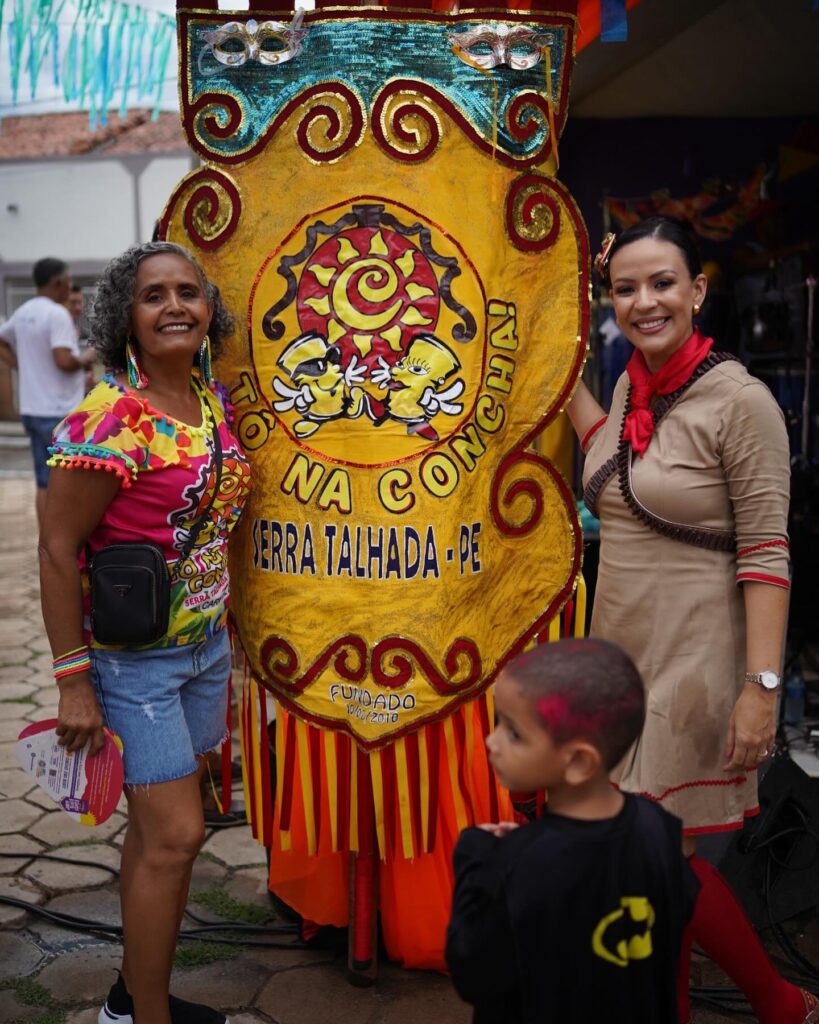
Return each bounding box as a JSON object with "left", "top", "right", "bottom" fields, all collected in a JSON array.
[{"left": 446, "top": 638, "right": 699, "bottom": 1024}]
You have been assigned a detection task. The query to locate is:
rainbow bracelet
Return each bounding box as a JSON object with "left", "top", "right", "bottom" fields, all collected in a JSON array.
[{"left": 53, "top": 646, "right": 91, "bottom": 682}]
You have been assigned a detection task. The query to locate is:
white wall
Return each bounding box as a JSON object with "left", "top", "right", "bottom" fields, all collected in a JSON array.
[{"left": 0, "top": 153, "right": 195, "bottom": 266}]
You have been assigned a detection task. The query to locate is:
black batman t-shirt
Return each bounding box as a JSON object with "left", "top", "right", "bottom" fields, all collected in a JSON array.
[{"left": 446, "top": 794, "right": 699, "bottom": 1024}]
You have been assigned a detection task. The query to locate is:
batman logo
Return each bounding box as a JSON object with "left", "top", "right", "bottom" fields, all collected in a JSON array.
[{"left": 591, "top": 896, "right": 656, "bottom": 968}]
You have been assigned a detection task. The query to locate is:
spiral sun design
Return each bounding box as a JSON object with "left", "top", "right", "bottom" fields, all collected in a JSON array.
[{"left": 297, "top": 227, "right": 440, "bottom": 368}]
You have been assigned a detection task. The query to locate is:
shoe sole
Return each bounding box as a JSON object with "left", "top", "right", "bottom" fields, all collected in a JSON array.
[
  {"left": 99, "top": 1008, "right": 133, "bottom": 1024},
  {"left": 99, "top": 1005, "right": 229, "bottom": 1024}
]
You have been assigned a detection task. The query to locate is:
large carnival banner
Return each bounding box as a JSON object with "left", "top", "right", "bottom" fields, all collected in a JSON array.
[{"left": 161, "top": 0, "right": 587, "bottom": 964}]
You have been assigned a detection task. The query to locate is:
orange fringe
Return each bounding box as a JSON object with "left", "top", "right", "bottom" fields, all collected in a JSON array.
[{"left": 237, "top": 578, "right": 587, "bottom": 967}]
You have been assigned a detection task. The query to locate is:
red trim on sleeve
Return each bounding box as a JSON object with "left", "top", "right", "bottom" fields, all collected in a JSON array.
[
  {"left": 736, "top": 571, "right": 790, "bottom": 589},
  {"left": 581, "top": 416, "right": 608, "bottom": 453},
  {"left": 736, "top": 540, "right": 789, "bottom": 559}
]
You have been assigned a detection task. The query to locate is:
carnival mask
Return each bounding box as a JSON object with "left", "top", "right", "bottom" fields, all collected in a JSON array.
[
  {"left": 200, "top": 13, "right": 306, "bottom": 73},
  {"left": 449, "top": 24, "right": 553, "bottom": 71}
]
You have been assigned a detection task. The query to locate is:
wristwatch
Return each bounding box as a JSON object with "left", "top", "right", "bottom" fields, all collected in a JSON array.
[{"left": 744, "top": 670, "right": 781, "bottom": 692}]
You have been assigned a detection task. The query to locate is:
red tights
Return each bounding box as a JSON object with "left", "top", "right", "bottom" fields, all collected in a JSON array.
[{"left": 677, "top": 855, "right": 807, "bottom": 1023}]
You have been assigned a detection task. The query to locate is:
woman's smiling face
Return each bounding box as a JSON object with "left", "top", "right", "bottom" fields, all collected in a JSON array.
[
  {"left": 129, "top": 253, "right": 212, "bottom": 367},
  {"left": 609, "top": 237, "right": 707, "bottom": 372}
]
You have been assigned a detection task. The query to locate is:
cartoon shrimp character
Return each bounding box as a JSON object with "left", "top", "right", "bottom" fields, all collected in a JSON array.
[
  {"left": 272, "top": 331, "right": 380, "bottom": 438},
  {"left": 372, "top": 332, "right": 465, "bottom": 441}
]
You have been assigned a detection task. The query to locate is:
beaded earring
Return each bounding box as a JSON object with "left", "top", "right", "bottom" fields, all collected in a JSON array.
[
  {"left": 198, "top": 334, "right": 213, "bottom": 386},
  {"left": 126, "top": 339, "right": 149, "bottom": 389}
]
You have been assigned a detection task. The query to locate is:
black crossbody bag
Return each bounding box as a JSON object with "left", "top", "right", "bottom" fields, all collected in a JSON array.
[{"left": 89, "top": 388, "right": 223, "bottom": 646}]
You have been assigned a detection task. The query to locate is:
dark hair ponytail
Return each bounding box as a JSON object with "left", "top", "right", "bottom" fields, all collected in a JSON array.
[{"left": 605, "top": 216, "right": 702, "bottom": 281}]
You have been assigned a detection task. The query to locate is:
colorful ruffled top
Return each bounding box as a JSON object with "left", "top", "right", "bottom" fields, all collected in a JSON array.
[{"left": 48, "top": 374, "right": 252, "bottom": 649}]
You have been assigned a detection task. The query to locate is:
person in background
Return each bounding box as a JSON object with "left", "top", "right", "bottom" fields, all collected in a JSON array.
[
  {"left": 66, "top": 284, "right": 85, "bottom": 337},
  {"left": 567, "top": 216, "right": 817, "bottom": 1024},
  {"left": 0, "top": 258, "right": 96, "bottom": 529},
  {"left": 65, "top": 284, "right": 96, "bottom": 392},
  {"left": 446, "top": 639, "right": 698, "bottom": 1023},
  {"left": 39, "top": 241, "right": 251, "bottom": 1024}
]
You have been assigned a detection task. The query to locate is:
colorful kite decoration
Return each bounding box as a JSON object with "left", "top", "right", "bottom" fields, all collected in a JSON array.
[
  {"left": 161, "top": 0, "right": 588, "bottom": 970},
  {"left": 606, "top": 164, "right": 769, "bottom": 242}
]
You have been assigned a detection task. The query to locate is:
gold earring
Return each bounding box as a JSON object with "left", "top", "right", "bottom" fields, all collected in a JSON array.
[{"left": 693, "top": 303, "right": 701, "bottom": 315}]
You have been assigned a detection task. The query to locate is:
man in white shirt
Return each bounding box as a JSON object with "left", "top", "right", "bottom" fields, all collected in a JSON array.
[{"left": 0, "top": 258, "right": 96, "bottom": 528}]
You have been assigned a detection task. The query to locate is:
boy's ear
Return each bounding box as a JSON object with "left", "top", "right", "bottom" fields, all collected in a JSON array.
[{"left": 563, "top": 740, "right": 603, "bottom": 786}]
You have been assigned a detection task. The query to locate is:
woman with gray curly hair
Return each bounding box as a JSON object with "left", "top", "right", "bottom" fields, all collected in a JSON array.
[{"left": 38, "top": 241, "right": 251, "bottom": 1024}]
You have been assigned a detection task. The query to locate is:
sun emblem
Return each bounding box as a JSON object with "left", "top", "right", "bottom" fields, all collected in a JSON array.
[
  {"left": 297, "top": 226, "right": 440, "bottom": 371},
  {"left": 250, "top": 199, "right": 484, "bottom": 463}
]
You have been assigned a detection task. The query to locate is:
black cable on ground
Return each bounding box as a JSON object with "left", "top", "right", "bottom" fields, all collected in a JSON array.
[
  {"left": 0, "top": 895, "right": 308, "bottom": 949},
  {"left": 0, "top": 849, "right": 304, "bottom": 945}
]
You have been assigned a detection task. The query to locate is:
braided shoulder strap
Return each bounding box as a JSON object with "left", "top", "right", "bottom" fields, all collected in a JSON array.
[{"left": 583, "top": 352, "right": 738, "bottom": 552}]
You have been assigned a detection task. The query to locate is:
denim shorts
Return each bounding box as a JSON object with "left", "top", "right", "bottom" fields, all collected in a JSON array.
[
  {"left": 89, "top": 629, "right": 231, "bottom": 786},
  {"left": 21, "top": 414, "right": 61, "bottom": 489}
]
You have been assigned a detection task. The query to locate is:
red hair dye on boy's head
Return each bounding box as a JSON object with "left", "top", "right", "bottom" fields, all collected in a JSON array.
[
  {"left": 535, "top": 694, "right": 609, "bottom": 741},
  {"left": 506, "top": 638, "right": 646, "bottom": 770}
]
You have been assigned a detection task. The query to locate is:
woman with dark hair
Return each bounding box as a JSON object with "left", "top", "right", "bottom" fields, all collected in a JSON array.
[
  {"left": 567, "top": 217, "right": 816, "bottom": 1023},
  {"left": 39, "top": 242, "right": 251, "bottom": 1024}
]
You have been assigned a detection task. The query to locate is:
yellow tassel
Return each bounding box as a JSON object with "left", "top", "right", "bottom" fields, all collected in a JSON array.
[
  {"left": 443, "top": 714, "right": 468, "bottom": 833},
  {"left": 574, "top": 574, "right": 587, "bottom": 637},
  {"left": 324, "top": 730, "right": 339, "bottom": 853},
  {"left": 295, "top": 718, "right": 317, "bottom": 856},
  {"left": 249, "top": 676, "right": 265, "bottom": 838},
  {"left": 370, "top": 749, "right": 386, "bottom": 859},
  {"left": 418, "top": 726, "right": 430, "bottom": 853},
  {"left": 238, "top": 667, "right": 253, "bottom": 831},
  {"left": 275, "top": 709, "right": 291, "bottom": 852},
  {"left": 393, "top": 737, "right": 415, "bottom": 860},
  {"left": 486, "top": 684, "right": 495, "bottom": 732},
  {"left": 465, "top": 697, "right": 476, "bottom": 788},
  {"left": 548, "top": 614, "right": 561, "bottom": 642}
]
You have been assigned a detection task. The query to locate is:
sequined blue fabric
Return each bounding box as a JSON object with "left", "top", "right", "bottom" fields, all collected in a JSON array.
[{"left": 187, "top": 16, "right": 567, "bottom": 159}]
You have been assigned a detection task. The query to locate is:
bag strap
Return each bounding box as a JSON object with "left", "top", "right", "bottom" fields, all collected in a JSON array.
[
  {"left": 582, "top": 352, "right": 739, "bottom": 553},
  {"left": 169, "top": 382, "right": 224, "bottom": 583}
]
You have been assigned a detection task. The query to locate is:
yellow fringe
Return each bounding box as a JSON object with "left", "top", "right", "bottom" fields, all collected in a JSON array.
[
  {"left": 444, "top": 713, "right": 468, "bottom": 833},
  {"left": 295, "top": 717, "right": 316, "bottom": 856},
  {"left": 394, "top": 737, "right": 415, "bottom": 860},
  {"left": 324, "top": 730, "right": 339, "bottom": 853},
  {"left": 418, "top": 725, "right": 430, "bottom": 852},
  {"left": 275, "top": 709, "right": 291, "bottom": 851},
  {"left": 238, "top": 667, "right": 253, "bottom": 832},
  {"left": 574, "top": 574, "right": 587, "bottom": 638},
  {"left": 370, "top": 749, "right": 386, "bottom": 857}
]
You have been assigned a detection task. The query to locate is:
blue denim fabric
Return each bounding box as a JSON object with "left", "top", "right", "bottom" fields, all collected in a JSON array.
[
  {"left": 21, "top": 415, "right": 61, "bottom": 488},
  {"left": 89, "top": 629, "right": 231, "bottom": 785}
]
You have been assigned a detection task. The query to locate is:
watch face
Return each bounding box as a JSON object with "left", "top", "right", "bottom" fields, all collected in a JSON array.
[{"left": 760, "top": 671, "right": 780, "bottom": 690}]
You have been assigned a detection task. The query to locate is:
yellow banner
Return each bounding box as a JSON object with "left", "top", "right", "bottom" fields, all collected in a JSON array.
[{"left": 162, "top": 7, "right": 588, "bottom": 750}]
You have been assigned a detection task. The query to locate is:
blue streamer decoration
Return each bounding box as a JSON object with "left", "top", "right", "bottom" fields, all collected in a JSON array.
[
  {"left": 600, "top": 0, "right": 628, "bottom": 43},
  {"left": 0, "top": 0, "right": 175, "bottom": 127}
]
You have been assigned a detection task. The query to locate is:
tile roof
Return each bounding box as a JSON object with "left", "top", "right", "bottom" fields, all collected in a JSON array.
[{"left": 0, "top": 110, "right": 188, "bottom": 161}]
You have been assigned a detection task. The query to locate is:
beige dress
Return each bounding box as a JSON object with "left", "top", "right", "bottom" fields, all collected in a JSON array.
[{"left": 582, "top": 357, "right": 790, "bottom": 834}]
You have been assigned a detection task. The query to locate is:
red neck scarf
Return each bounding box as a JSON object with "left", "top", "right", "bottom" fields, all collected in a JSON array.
[{"left": 623, "top": 329, "right": 713, "bottom": 457}]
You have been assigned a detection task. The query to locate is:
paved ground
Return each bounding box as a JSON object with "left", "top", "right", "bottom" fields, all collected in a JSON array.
[{"left": 0, "top": 463, "right": 816, "bottom": 1023}]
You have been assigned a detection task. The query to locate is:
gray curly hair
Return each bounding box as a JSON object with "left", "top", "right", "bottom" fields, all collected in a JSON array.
[{"left": 89, "top": 241, "right": 235, "bottom": 371}]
